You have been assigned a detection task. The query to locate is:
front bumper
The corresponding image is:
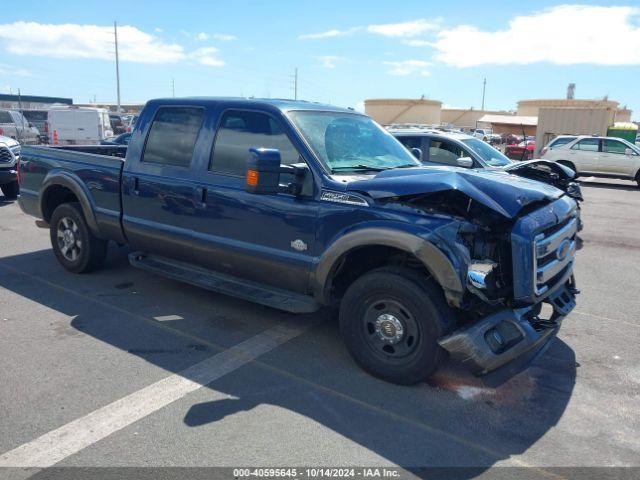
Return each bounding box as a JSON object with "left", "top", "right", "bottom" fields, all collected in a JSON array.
[{"left": 438, "top": 277, "right": 577, "bottom": 386}]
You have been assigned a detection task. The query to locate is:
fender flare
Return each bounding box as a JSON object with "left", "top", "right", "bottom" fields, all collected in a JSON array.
[
  {"left": 40, "top": 170, "right": 102, "bottom": 237},
  {"left": 312, "top": 227, "right": 464, "bottom": 307}
]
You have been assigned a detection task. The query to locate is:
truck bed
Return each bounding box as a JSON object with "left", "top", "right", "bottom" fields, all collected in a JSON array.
[{"left": 18, "top": 144, "right": 127, "bottom": 243}]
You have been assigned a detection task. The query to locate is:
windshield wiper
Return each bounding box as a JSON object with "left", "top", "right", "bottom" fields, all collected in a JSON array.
[{"left": 332, "top": 164, "right": 389, "bottom": 172}]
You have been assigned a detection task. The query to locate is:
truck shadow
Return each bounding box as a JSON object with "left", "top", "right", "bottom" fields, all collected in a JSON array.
[{"left": 0, "top": 247, "right": 577, "bottom": 474}]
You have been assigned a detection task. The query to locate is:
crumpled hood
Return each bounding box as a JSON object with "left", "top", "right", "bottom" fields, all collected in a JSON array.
[{"left": 342, "top": 165, "right": 564, "bottom": 219}]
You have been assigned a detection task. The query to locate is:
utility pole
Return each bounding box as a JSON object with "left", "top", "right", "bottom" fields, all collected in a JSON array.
[
  {"left": 172, "top": 78, "right": 175, "bottom": 98},
  {"left": 294, "top": 68, "right": 298, "bottom": 100},
  {"left": 481, "top": 77, "right": 486, "bottom": 111},
  {"left": 114, "top": 21, "right": 122, "bottom": 113}
]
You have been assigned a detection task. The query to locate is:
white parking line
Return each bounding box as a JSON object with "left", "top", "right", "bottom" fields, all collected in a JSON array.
[{"left": 0, "top": 323, "right": 305, "bottom": 467}]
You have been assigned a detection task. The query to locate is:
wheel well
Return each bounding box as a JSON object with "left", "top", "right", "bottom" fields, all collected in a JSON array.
[
  {"left": 327, "top": 245, "right": 432, "bottom": 304},
  {"left": 42, "top": 185, "right": 79, "bottom": 222}
]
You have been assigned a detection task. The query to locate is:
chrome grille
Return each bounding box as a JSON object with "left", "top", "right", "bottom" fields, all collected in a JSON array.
[
  {"left": 0, "top": 146, "right": 13, "bottom": 163},
  {"left": 10, "top": 145, "right": 20, "bottom": 160},
  {"left": 533, "top": 215, "right": 578, "bottom": 295}
]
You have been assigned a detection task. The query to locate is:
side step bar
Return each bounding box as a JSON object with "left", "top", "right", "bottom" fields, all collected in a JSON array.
[{"left": 128, "top": 252, "right": 320, "bottom": 314}]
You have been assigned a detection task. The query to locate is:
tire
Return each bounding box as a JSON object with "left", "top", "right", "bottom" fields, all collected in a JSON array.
[
  {"left": 50, "top": 202, "right": 107, "bottom": 273},
  {"left": 1, "top": 180, "right": 19, "bottom": 199},
  {"left": 635, "top": 171, "right": 640, "bottom": 189},
  {"left": 339, "top": 266, "right": 455, "bottom": 385}
]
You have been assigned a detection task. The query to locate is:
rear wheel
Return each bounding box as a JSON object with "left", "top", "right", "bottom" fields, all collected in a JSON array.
[
  {"left": 1, "top": 180, "right": 19, "bottom": 199},
  {"left": 339, "top": 266, "right": 455, "bottom": 385},
  {"left": 50, "top": 202, "right": 107, "bottom": 273}
]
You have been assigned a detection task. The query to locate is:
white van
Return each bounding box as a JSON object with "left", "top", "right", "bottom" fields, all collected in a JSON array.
[{"left": 47, "top": 107, "right": 113, "bottom": 145}]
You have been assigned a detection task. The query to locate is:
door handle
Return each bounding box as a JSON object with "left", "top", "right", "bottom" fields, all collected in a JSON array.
[
  {"left": 132, "top": 177, "right": 140, "bottom": 195},
  {"left": 194, "top": 186, "right": 207, "bottom": 208}
]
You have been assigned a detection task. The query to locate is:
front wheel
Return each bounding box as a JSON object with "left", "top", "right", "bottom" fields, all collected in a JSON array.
[
  {"left": 339, "top": 267, "right": 455, "bottom": 385},
  {"left": 50, "top": 202, "right": 108, "bottom": 273},
  {"left": 1, "top": 180, "right": 19, "bottom": 199}
]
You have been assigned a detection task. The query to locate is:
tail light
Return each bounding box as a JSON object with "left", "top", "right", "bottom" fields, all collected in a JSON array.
[
  {"left": 44, "top": 121, "right": 49, "bottom": 134},
  {"left": 16, "top": 158, "right": 21, "bottom": 185},
  {"left": 127, "top": 126, "right": 132, "bottom": 133},
  {"left": 0, "top": 127, "right": 3, "bottom": 135}
]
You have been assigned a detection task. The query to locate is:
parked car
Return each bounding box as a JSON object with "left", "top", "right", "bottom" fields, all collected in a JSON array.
[
  {"left": 21, "top": 110, "right": 50, "bottom": 143},
  {"left": 46, "top": 106, "right": 113, "bottom": 144},
  {"left": 100, "top": 132, "right": 131, "bottom": 145},
  {"left": 389, "top": 127, "right": 583, "bottom": 208},
  {"left": 109, "top": 114, "right": 127, "bottom": 135},
  {"left": 540, "top": 136, "right": 578, "bottom": 156},
  {"left": 0, "top": 109, "right": 40, "bottom": 144},
  {"left": 0, "top": 134, "right": 21, "bottom": 199},
  {"left": 635, "top": 134, "right": 640, "bottom": 148},
  {"left": 541, "top": 135, "right": 640, "bottom": 188},
  {"left": 18, "top": 97, "right": 579, "bottom": 386},
  {"left": 505, "top": 140, "right": 536, "bottom": 160}
]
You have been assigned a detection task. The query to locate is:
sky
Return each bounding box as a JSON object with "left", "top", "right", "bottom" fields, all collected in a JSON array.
[{"left": 0, "top": 0, "right": 639, "bottom": 119}]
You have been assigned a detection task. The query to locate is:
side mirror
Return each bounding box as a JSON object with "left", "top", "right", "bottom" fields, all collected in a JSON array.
[
  {"left": 624, "top": 148, "right": 634, "bottom": 156},
  {"left": 457, "top": 157, "right": 474, "bottom": 168},
  {"left": 410, "top": 147, "right": 422, "bottom": 161},
  {"left": 245, "top": 148, "right": 306, "bottom": 195}
]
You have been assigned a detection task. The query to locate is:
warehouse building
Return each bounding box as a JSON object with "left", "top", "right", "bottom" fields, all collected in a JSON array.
[
  {"left": 0, "top": 94, "right": 72, "bottom": 109},
  {"left": 364, "top": 98, "right": 442, "bottom": 125}
]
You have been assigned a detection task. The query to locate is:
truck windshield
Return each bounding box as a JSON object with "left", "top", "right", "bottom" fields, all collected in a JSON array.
[
  {"left": 462, "top": 138, "right": 511, "bottom": 167},
  {"left": 288, "top": 111, "right": 420, "bottom": 172}
]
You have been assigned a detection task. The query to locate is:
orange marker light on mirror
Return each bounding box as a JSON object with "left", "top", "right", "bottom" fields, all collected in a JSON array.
[{"left": 246, "top": 169, "right": 259, "bottom": 187}]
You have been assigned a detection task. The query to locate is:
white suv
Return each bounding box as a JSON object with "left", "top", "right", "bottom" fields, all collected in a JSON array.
[{"left": 541, "top": 136, "right": 640, "bottom": 188}]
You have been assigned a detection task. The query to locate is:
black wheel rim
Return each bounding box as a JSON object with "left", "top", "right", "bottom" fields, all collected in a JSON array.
[
  {"left": 362, "top": 298, "right": 421, "bottom": 360},
  {"left": 56, "top": 217, "right": 83, "bottom": 262}
]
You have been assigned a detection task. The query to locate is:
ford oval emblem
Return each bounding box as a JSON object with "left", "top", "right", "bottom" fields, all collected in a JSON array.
[{"left": 556, "top": 239, "right": 571, "bottom": 261}]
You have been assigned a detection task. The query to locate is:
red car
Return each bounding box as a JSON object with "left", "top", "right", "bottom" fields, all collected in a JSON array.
[{"left": 505, "top": 140, "right": 535, "bottom": 160}]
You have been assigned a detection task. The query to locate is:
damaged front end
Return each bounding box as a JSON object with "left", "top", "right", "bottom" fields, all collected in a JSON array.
[{"left": 356, "top": 172, "right": 580, "bottom": 382}]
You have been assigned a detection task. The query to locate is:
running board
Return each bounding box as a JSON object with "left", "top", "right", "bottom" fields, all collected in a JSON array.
[{"left": 128, "top": 252, "right": 320, "bottom": 313}]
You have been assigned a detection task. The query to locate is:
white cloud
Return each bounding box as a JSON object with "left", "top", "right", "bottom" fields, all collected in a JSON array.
[
  {"left": 0, "top": 21, "right": 227, "bottom": 67},
  {"left": 212, "top": 33, "right": 237, "bottom": 41},
  {"left": 367, "top": 19, "right": 439, "bottom": 38},
  {"left": 403, "top": 39, "right": 431, "bottom": 47},
  {"left": 0, "top": 63, "right": 30, "bottom": 76},
  {"left": 298, "top": 27, "right": 361, "bottom": 40},
  {"left": 195, "top": 32, "right": 209, "bottom": 41},
  {"left": 316, "top": 55, "right": 346, "bottom": 69},
  {"left": 0, "top": 21, "right": 185, "bottom": 63},
  {"left": 154, "top": 27, "right": 163, "bottom": 33},
  {"left": 383, "top": 60, "right": 431, "bottom": 76},
  {"left": 189, "top": 46, "right": 225, "bottom": 67},
  {"left": 433, "top": 5, "right": 640, "bottom": 67}
]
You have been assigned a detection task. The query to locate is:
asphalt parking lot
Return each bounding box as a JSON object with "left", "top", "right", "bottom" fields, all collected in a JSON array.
[{"left": 0, "top": 178, "right": 639, "bottom": 476}]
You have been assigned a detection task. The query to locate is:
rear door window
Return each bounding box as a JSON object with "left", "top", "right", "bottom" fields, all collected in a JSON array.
[
  {"left": 143, "top": 107, "right": 204, "bottom": 167},
  {"left": 0, "top": 111, "right": 14, "bottom": 123},
  {"left": 571, "top": 138, "right": 599, "bottom": 152},
  {"left": 210, "top": 110, "right": 299, "bottom": 176}
]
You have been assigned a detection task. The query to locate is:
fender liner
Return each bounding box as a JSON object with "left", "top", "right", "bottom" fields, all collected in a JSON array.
[
  {"left": 40, "top": 171, "right": 102, "bottom": 237},
  {"left": 312, "top": 228, "right": 464, "bottom": 307}
]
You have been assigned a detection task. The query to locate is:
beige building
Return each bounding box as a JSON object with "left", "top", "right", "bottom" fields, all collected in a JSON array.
[
  {"left": 478, "top": 114, "right": 538, "bottom": 136},
  {"left": 441, "top": 108, "right": 512, "bottom": 129},
  {"left": 517, "top": 98, "right": 628, "bottom": 118},
  {"left": 535, "top": 106, "right": 617, "bottom": 155},
  {"left": 364, "top": 99, "right": 442, "bottom": 125}
]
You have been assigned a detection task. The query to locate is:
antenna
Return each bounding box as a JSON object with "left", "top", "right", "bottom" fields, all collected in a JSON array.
[
  {"left": 172, "top": 78, "right": 175, "bottom": 98},
  {"left": 114, "top": 21, "right": 122, "bottom": 113},
  {"left": 294, "top": 68, "right": 298, "bottom": 100}
]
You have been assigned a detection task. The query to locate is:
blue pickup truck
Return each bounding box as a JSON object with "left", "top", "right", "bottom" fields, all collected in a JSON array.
[{"left": 18, "top": 98, "right": 579, "bottom": 385}]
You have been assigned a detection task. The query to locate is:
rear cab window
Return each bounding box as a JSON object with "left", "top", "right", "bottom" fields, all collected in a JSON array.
[
  {"left": 210, "top": 110, "right": 300, "bottom": 176},
  {"left": 143, "top": 107, "right": 204, "bottom": 167}
]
